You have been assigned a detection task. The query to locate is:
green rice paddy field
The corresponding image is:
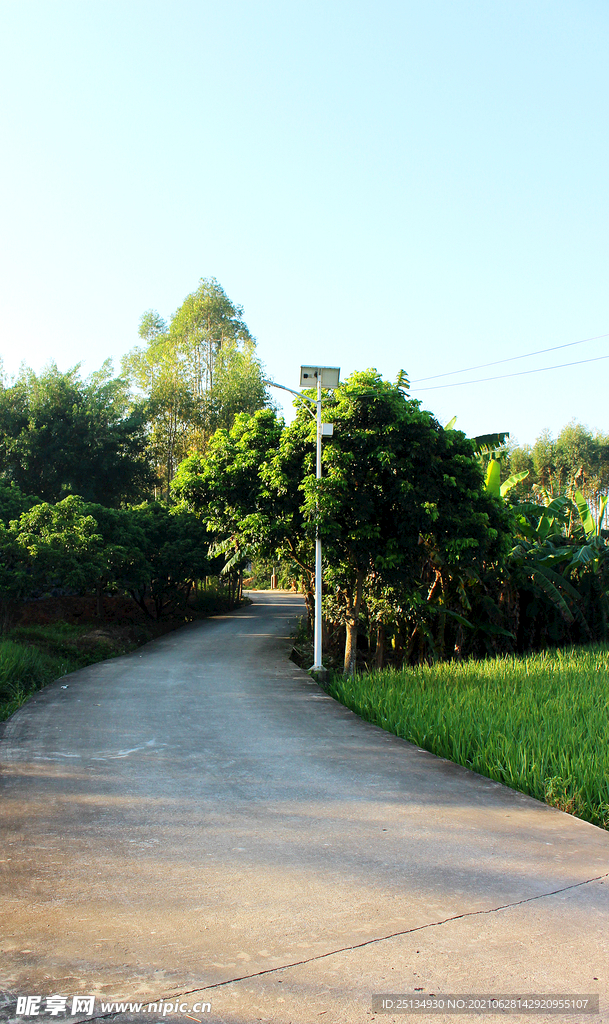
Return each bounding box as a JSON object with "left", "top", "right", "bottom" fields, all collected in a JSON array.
[{"left": 327, "top": 645, "right": 609, "bottom": 829}]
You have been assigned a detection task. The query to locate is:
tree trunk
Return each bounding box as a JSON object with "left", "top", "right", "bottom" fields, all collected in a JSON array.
[
  {"left": 343, "top": 570, "right": 365, "bottom": 677},
  {"left": 129, "top": 588, "right": 154, "bottom": 619},
  {"left": 302, "top": 576, "right": 315, "bottom": 635},
  {"left": 374, "top": 621, "right": 385, "bottom": 669},
  {"left": 395, "top": 624, "right": 405, "bottom": 666}
]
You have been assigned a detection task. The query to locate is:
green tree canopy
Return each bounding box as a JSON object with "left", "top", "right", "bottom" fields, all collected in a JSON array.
[
  {"left": 124, "top": 278, "right": 271, "bottom": 494},
  {"left": 0, "top": 361, "right": 153, "bottom": 505},
  {"left": 172, "top": 408, "right": 285, "bottom": 562},
  {"left": 175, "top": 370, "right": 512, "bottom": 674},
  {"left": 0, "top": 482, "right": 40, "bottom": 525},
  {"left": 507, "top": 421, "right": 609, "bottom": 524},
  {"left": 270, "top": 371, "right": 511, "bottom": 673}
]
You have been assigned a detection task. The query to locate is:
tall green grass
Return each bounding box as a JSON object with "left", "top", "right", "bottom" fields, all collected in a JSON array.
[
  {"left": 189, "top": 585, "right": 238, "bottom": 615},
  {"left": 0, "top": 622, "right": 129, "bottom": 722},
  {"left": 0, "top": 639, "right": 79, "bottom": 721},
  {"left": 327, "top": 645, "right": 609, "bottom": 829}
]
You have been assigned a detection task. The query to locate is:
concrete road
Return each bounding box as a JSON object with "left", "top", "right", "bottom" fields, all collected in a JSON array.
[{"left": 1, "top": 591, "right": 608, "bottom": 1024}]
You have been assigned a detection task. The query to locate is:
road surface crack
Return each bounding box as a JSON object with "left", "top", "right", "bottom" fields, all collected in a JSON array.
[{"left": 79, "top": 870, "right": 608, "bottom": 1020}]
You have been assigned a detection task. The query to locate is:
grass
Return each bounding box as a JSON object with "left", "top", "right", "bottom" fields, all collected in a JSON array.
[
  {"left": 0, "top": 622, "right": 134, "bottom": 722},
  {"left": 326, "top": 644, "right": 609, "bottom": 830},
  {"left": 189, "top": 586, "right": 241, "bottom": 615}
]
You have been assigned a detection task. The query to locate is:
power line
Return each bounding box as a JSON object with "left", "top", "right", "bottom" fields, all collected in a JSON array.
[
  {"left": 410, "top": 332, "right": 609, "bottom": 384},
  {"left": 410, "top": 353, "right": 609, "bottom": 392}
]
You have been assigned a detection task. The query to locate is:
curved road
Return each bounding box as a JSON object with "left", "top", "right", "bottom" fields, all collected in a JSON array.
[{"left": 1, "top": 592, "right": 608, "bottom": 1023}]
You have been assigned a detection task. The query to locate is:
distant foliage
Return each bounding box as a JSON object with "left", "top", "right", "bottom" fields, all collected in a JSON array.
[
  {"left": 2, "top": 331, "right": 608, "bottom": 671},
  {"left": 0, "top": 361, "right": 153, "bottom": 505},
  {"left": 123, "top": 278, "right": 271, "bottom": 496},
  {"left": 506, "top": 421, "right": 609, "bottom": 517},
  {"left": 0, "top": 482, "right": 40, "bottom": 525},
  {"left": 0, "top": 278, "right": 272, "bottom": 628}
]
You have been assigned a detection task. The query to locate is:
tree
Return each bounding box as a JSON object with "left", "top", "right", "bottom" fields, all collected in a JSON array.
[
  {"left": 172, "top": 408, "right": 286, "bottom": 584},
  {"left": 0, "top": 361, "right": 154, "bottom": 505},
  {"left": 0, "top": 482, "right": 40, "bottom": 525},
  {"left": 504, "top": 441, "right": 536, "bottom": 501},
  {"left": 124, "top": 278, "right": 271, "bottom": 494},
  {"left": 126, "top": 502, "right": 217, "bottom": 618},
  {"left": 12, "top": 496, "right": 105, "bottom": 596},
  {"left": 175, "top": 371, "right": 512, "bottom": 675},
  {"left": 168, "top": 277, "right": 253, "bottom": 402},
  {"left": 77, "top": 503, "right": 149, "bottom": 617},
  {"left": 508, "top": 423, "right": 609, "bottom": 529},
  {"left": 0, "top": 496, "right": 218, "bottom": 625},
  {"left": 532, "top": 428, "right": 556, "bottom": 494},
  {"left": 212, "top": 344, "right": 272, "bottom": 431},
  {"left": 284, "top": 371, "right": 510, "bottom": 674}
]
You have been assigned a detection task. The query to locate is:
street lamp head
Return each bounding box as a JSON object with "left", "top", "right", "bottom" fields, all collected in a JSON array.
[{"left": 300, "top": 366, "right": 340, "bottom": 389}]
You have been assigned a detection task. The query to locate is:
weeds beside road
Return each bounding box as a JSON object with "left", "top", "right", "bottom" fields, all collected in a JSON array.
[
  {"left": 327, "top": 644, "right": 609, "bottom": 830},
  {"left": 0, "top": 623, "right": 141, "bottom": 722}
]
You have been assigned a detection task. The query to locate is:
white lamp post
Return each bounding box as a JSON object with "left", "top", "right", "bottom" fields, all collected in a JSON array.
[{"left": 264, "top": 365, "right": 340, "bottom": 680}]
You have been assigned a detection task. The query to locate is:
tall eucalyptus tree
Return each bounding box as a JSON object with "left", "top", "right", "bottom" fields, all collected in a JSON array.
[{"left": 124, "top": 278, "right": 270, "bottom": 495}]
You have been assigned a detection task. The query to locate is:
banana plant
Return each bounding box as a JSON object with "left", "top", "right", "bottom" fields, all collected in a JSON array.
[
  {"left": 566, "top": 491, "right": 609, "bottom": 574},
  {"left": 574, "top": 490, "right": 608, "bottom": 539},
  {"left": 445, "top": 418, "right": 525, "bottom": 499},
  {"left": 485, "top": 459, "right": 529, "bottom": 499},
  {"left": 515, "top": 494, "right": 571, "bottom": 542},
  {"left": 509, "top": 537, "right": 583, "bottom": 626}
]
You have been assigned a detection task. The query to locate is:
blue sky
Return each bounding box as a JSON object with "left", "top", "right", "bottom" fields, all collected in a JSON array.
[{"left": 1, "top": 0, "right": 608, "bottom": 445}]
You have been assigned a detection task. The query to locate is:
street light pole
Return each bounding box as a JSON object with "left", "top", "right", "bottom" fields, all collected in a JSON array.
[
  {"left": 313, "top": 372, "right": 323, "bottom": 674},
  {"left": 264, "top": 366, "right": 340, "bottom": 681}
]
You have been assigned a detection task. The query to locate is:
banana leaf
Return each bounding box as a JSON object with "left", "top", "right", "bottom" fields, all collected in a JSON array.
[
  {"left": 443, "top": 607, "right": 474, "bottom": 628},
  {"left": 423, "top": 604, "right": 473, "bottom": 629},
  {"left": 500, "top": 470, "right": 529, "bottom": 498},
  {"left": 575, "top": 490, "right": 596, "bottom": 538},
  {"left": 475, "top": 622, "right": 516, "bottom": 639},
  {"left": 544, "top": 495, "right": 572, "bottom": 517},
  {"left": 531, "top": 563, "right": 582, "bottom": 602},
  {"left": 395, "top": 369, "right": 410, "bottom": 392},
  {"left": 530, "top": 569, "right": 575, "bottom": 623},
  {"left": 471, "top": 431, "right": 510, "bottom": 454},
  {"left": 536, "top": 513, "right": 556, "bottom": 541},
  {"left": 485, "top": 459, "right": 501, "bottom": 497},
  {"left": 515, "top": 517, "right": 538, "bottom": 541},
  {"left": 599, "top": 494, "right": 608, "bottom": 534},
  {"left": 570, "top": 545, "right": 597, "bottom": 566},
  {"left": 568, "top": 536, "right": 607, "bottom": 571}
]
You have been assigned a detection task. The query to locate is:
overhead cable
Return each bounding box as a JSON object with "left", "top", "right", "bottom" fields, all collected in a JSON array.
[
  {"left": 411, "top": 332, "right": 609, "bottom": 384},
  {"left": 410, "top": 353, "right": 609, "bottom": 392}
]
